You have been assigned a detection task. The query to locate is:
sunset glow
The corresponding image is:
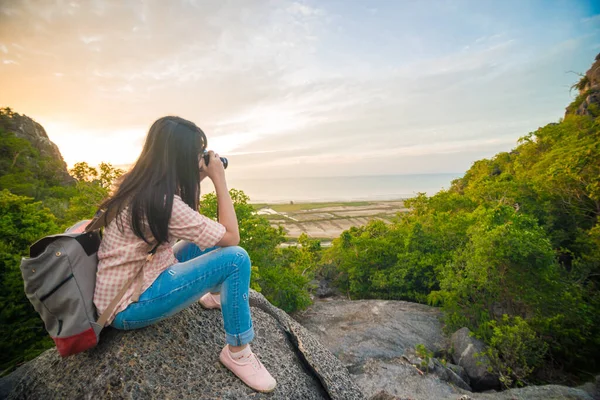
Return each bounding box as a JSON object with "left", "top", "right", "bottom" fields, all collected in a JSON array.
[{"left": 0, "top": 1, "right": 598, "bottom": 177}]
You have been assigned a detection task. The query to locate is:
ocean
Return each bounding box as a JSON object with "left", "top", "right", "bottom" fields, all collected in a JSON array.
[{"left": 199, "top": 173, "right": 463, "bottom": 204}]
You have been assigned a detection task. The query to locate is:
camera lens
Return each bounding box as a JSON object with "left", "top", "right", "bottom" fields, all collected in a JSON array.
[{"left": 203, "top": 150, "right": 228, "bottom": 169}]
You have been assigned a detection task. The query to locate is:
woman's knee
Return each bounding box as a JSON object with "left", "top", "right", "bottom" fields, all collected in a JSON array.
[{"left": 222, "top": 246, "right": 251, "bottom": 272}]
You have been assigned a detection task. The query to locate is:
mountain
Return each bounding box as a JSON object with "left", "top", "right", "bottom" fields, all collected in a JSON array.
[{"left": 0, "top": 107, "right": 74, "bottom": 198}]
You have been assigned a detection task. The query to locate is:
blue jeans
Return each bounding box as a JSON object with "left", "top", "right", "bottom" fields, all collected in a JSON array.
[{"left": 111, "top": 242, "right": 255, "bottom": 346}]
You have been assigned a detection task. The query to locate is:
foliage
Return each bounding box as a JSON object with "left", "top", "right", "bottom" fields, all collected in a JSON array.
[
  {"left": 325, "top": 112, "right": 600, "bottom": 384},
  {"left": 433, "top": 206, "right": 561, "bottom": 331},
  {"left": 0, "top": 152, "right": 124, "bottom": 375},
  {"left": 415, "top": 343, "right": 434, "bottom": 373},
  {"left": 480, "top": 315, "right": 549, "bottom": 388},
  {"left": 199, "top": 189, "right": 314, "bottom": 313},
  {"left": 0, "top": 190, "right": 58, "bottom": 374},
  {"left": 70, "top": 161, "right": 124, "bottom": 190}
]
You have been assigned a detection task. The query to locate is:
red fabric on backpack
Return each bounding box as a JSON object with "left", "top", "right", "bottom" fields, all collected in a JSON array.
[{"left": 53, "top": 327, "right": 98, "bottom": 357}]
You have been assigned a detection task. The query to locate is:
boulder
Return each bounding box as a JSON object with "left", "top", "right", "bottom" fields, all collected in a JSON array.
[
  {"left": 293, "top": 298, "right": 597, "bottom": 400},
  {"left": 451, "top": 328, "right": 500, "bottom": 391},
  {"left": 470, "top": 384, "right": 595, "bottom": 400},
  {"left": 314, "top": 278, "right": 340, "bottom": 298},
  {"left": 0, "top": 290, "right": 364, "bottom": 400},
  {"left": 352, "top": 357, "right": 467, "bottom": 400},
  {"left": 294, "top": 297, "right": 464, "bottom": 399},
  {"left": 293, "top": 298, "right": 447, "bottom": 367}
]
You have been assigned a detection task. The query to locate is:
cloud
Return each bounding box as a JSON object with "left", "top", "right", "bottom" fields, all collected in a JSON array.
[
  {"left": 80, "top": 35, "right": 103, "bottom": 45},
  {"left": 0, "top": 0, "right": 597, "bottom": 179}
]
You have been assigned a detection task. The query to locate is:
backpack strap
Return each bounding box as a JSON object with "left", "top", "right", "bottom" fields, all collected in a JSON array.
[
  {"left": 84, "top": 207, "right": 119, "bottom": 233},
  {"left": 96, "top": 244, "right": 159, "bottom": 328}
]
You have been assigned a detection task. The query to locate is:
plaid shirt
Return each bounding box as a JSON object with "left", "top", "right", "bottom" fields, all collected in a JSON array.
[{"left": 93, "top": 195, "right": 226, "bottom": 325}]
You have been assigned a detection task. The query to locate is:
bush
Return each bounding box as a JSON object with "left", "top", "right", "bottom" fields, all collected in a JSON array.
[
  {"left": 480, "top": 315, "right": 548, "bottom": 388},
  {"left": 200, "top": 190, "right": 314, "bottom": 313}
]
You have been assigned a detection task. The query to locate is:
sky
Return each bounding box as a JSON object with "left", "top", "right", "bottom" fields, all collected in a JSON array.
[{"left": 0, "top": 0, "right": 599, "bottom": 180}]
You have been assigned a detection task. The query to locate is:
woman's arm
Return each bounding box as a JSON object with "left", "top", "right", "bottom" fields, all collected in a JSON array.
[{"left": 201, "top": 151, "right": 240, "bottom": 247}]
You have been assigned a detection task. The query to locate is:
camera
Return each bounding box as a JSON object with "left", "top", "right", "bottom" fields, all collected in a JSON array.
[{"left": 203, "top": 150, "right": 228, "bottom": 169}]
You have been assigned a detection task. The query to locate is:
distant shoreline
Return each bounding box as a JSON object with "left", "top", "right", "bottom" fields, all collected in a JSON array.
[
  {"left": 253, "top": 199, "right": 409, "bottom": 241},
  {"left": 202, "top": 172, "right": 462, "bottom": 205},
  {"left": 250, "top": 198, "right": 408, "bottom": 206}
]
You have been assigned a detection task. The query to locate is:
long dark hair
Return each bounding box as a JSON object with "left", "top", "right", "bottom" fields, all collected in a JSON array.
[{"left": 100, "top": 116, "right": 207, "bottom": 245}]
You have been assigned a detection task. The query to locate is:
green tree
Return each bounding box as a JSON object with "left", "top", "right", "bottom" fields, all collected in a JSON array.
[
  {"left": 199, "top": 189, "right": 312, "bottom": 312},
  {"left": 0, "top": 190, "right": 58, "bottom": 374}
]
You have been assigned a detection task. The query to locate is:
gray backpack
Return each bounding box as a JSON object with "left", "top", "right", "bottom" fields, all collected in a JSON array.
[{"left": 19, "top": 211, "right": 152, "bottom": 357}]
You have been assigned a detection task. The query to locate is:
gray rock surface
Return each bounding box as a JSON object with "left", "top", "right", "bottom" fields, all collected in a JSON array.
[
  {"left": 451, "top": 328, "right": 500, "bottom": 391},
  {"left": 313, "top": 278, "right": 340, "bottom": 298},
  {"left": 578, "top": 375, "right": 600, "bottom": 400},
  {"left": 293, "top": 297, "right": 447, "bottom": 367},
  {"left": 352, "top": 357, "right": 468, "bottom": 400},
  {"left": 447, "top": 363, "right": 470, "bottom": 386},
  {"left": 470, "top": 384, "right": 596, "bottom": 400},
  {"left": 1, "top": 290, "right": 364, "bottom": 400},
  {"left": 294, "top": 298, "right": 599, "bottom": 400},
  {"left": 294, "top": 297, "right": 463, "bottom": 399}
]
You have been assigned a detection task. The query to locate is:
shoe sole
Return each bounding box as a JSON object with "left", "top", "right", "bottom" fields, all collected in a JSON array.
[
  {"left": 199, "top": 302, "right": 221, "bottom": 310},
  {"left": 199, "top": 299, "right": 221, "bottom": 310},
  {"left": 219, "top": 354, "right": 277, "bottom": 393}
]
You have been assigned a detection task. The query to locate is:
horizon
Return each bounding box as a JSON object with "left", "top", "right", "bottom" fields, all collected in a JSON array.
[{"left": 1, "top": 1, "right": 599, "bottom": 180}]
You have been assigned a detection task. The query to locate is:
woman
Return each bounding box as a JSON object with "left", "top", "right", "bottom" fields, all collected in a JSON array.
[{"left": 92, "top": 116, "right": 276, "bottom": 393}]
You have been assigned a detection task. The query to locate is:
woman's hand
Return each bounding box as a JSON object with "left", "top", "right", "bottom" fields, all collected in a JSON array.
[
  {"left": 199, "top": 150, "right": 226, "bottom": 183},
  {"left": 200, "top": 151, "right": 240, "bottom": 246}
]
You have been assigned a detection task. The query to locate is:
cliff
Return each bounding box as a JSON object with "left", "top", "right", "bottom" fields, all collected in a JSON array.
[
  {"left": 566, "top": 53, "right": 600, "bottom": 117},
  {"left": 0, "top": 108, "right": 74, "bottom": 186}
]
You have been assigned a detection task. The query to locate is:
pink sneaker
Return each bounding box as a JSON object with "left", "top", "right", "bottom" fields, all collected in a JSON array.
[
  {"left": 219, "top": 345, "right": 277, "bottom": 393},
  {"left": 199, "top": 292, "right": 221, "bottom": 309}
]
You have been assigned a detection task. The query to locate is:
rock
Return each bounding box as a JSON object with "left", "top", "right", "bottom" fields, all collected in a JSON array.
[
  {"left": 401, "top": 347, "right": 435, "bottom": 373},
  {"left": 295, "top": 298, "right": 465, "bottom": 399},
  {"left": 432, "top": 359, "right": 472, "bottom": 392},
  {"left": 293, "top": 297, "right": 447, "bottom": 366},
  {"left": 469, "top": 384, "right": 595, "bottom": 400},
  {"left": 315, "top": 278, "right": 339, "bottom": 298},
  {"left": 0, "top": 109, "right": 74, "bottom": 185},
  {"left": 0, "top": 290, "right": 364, "bottom": 400},
  {"left": 578, "top": 375, "right": 600, "bottom": 400},
  {"left": 451, "top": 328, "right": 500, "bottom": 391},
  {"left": 567, "top": 52, "right": 600, "bottom": 117},
  {"left": 369, "top": 390, "right": 401, "bottom": 400},
  {"left": 574, "top": 90, "right": 600, "bottom": 116},
  {"left": 352, "top": 357, "right": 468, "bottom": 400},
  {"left": 294, "top": 298, "right": 597, "bottom": 400},
  {"left": 447, "top": 362, "right": 470, "bottom": 385}
]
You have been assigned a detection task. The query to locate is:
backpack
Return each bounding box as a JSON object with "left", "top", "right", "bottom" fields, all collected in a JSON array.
[{"left": 19, "top": 210, "right": 153, "bottom": 357}]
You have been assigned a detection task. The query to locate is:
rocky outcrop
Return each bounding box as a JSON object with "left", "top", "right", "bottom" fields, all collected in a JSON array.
[
  {"left": 294, "top": 298, "right": 599, "bottom": 400},
  {"left": 293, "top": 297, "right": 447, "bottom": 367},
  {"left": 374, "top": 384, "right": 597, "bottom": 400},
  {"left": 0, "top": 108, "right": 74, "bottom": 184},
  {"left": 0, "top": 290, "right": 364, "bottom": 400},
  {"left": 293, "top": 297, "right": 464, "bottom": 399},
  {"left": 567, "top": 53, "right": 600, "bottom": 117},
  {"left": 451, "top": 328, "right": 500, "bottom": 391}
]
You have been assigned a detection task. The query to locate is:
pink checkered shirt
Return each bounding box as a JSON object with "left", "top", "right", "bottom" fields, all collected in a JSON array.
[{"left": 93, "top": 195, "right": 226, "bottom": 325}]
